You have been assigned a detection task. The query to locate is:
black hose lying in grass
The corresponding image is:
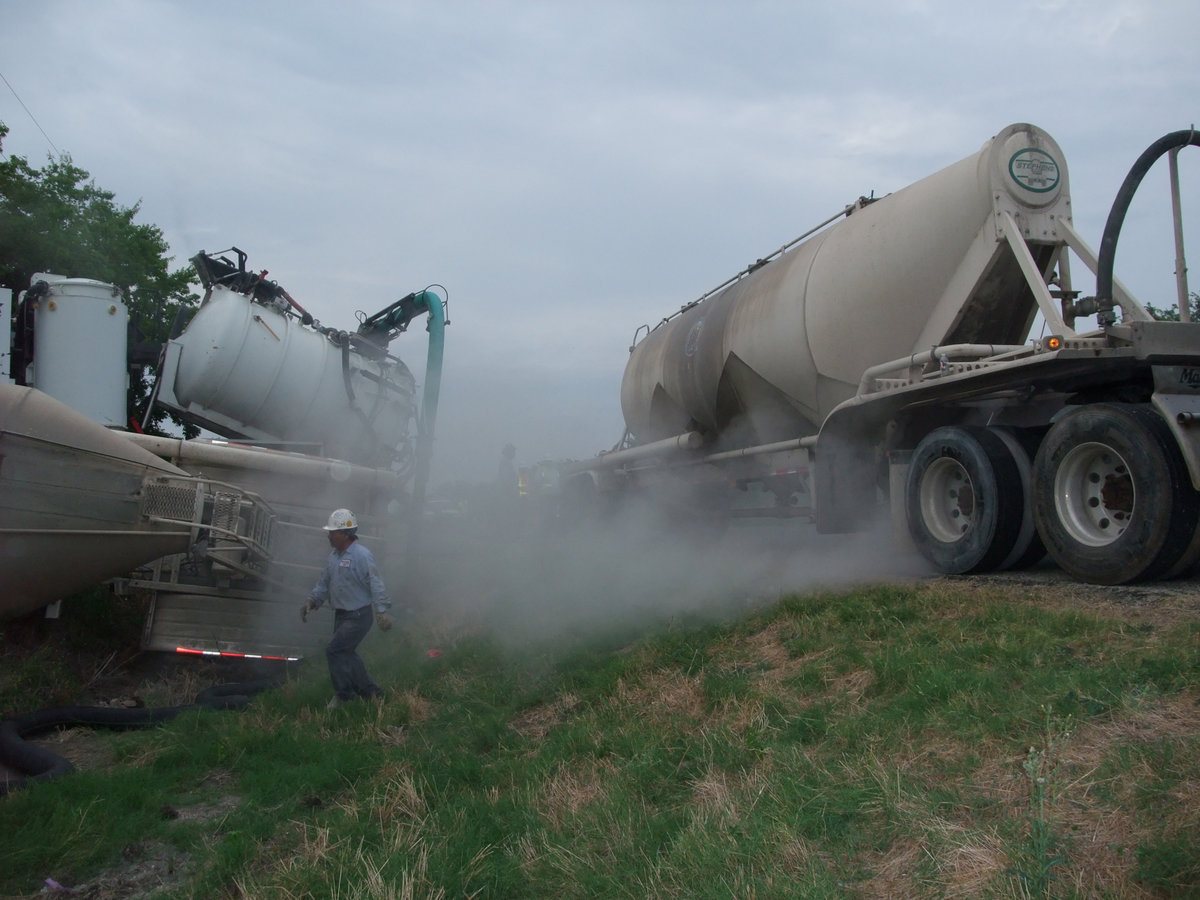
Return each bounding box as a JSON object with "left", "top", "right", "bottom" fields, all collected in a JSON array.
[{"left": 0, "top": 678, "right": 285, "bottom": 797}]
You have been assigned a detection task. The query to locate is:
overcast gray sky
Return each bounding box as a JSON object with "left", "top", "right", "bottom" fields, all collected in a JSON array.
[{"left": 2, "top": 0, "right": 1197, "bottom": 485}]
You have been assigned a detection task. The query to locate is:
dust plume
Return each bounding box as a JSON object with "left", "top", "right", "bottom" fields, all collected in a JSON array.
[{"left": 401, "top": 494, "right": 930, "bottom": 654}]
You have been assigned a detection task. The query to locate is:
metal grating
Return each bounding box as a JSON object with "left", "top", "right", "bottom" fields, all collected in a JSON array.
[
  {"left": 142, "top": 481, "right": 201, "bottom": 523},
  {"left": 253, "top": 512, "right": 274, "bottom": 550},
  {"left": 212, "top": 492, "right": 242, "bottom": 535}
]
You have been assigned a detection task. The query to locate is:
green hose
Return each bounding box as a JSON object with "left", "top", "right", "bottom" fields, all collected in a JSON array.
[{"left": 406, "top": 290, "right": 445, "bottom": 574}]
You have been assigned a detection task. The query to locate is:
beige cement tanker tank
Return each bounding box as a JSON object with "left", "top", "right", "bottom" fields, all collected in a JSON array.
[
  {"left": 0, "top": 385, "right": 194, "bottom": 617},
  {"left": 621, "top": 123, "right": 1069, "bottom": 446}
]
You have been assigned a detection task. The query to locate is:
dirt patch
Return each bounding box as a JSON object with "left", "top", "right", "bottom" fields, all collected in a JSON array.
[
  {"left": 38, "top": 840, "right": 193, "bottom": 899},
  {"left": 951, "top": 567, "right": 1200, "bottom": 629}
]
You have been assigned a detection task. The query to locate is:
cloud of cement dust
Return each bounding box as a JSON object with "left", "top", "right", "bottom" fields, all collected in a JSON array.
[{"left": 402, "top": 494, "right": 930, "bottom": 653}]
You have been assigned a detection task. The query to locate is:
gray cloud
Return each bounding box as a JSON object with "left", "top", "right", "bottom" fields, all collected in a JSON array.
[{"left": 3, "top": 0, "right": 1197, "bottom": 483}]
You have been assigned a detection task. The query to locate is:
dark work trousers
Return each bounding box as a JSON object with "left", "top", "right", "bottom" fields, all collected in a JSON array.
[{"left": 327, "top": 606, "right": 383, "bottom": 700}]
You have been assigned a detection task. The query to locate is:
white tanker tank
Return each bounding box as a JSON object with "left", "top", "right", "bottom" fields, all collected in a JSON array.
[
  {"left": 153, "top": 250, "right": 424, "bottom": 469},
  {"left": 578, "top": 123, "right": 1200, "bottom": 587},
  {"left": 621, "top": 123, "right": 1067, "bottom": 447}
]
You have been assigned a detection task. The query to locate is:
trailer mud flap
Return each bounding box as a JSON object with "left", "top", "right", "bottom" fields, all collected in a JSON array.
[
  {"left": 813, "top": 429, "right": 879, "bottom": 534},
  {"left": 1152, "top": 368, "right": 1200, "bottom": 490}
]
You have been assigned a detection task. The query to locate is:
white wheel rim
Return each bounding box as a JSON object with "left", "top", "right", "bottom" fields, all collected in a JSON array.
[
  {"left": 919, "top": 457, "right": 976, "bottom": 543},
  {"left": 1053, "top": 441, "right": 1133, "bottom": 547}
]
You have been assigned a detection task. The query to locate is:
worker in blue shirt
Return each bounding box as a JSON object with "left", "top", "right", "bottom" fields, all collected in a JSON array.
[{"left": 301, "top": 508, "right": 393, "bottom": 709}]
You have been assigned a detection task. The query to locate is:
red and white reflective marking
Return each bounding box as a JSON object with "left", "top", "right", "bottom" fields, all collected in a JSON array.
[{"left": 175, "top": 647, "right": 300, "bottom": 662}]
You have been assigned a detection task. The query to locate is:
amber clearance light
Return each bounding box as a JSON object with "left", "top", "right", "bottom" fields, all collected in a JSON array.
[{"left": 1044, "top": 335, "right": 1063, "bottom": 351}]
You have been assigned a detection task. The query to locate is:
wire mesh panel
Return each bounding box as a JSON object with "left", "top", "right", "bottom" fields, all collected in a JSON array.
[{"left": 142, "top": 480, "right": 202, "bottom": 525}]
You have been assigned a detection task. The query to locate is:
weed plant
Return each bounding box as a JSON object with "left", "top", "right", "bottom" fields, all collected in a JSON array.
[
  {"left": 0, "top": 586, "right": 146, "bottom": 714},
  {"left": 1, "top": 581, "right": 1198, "bottom": 897}
]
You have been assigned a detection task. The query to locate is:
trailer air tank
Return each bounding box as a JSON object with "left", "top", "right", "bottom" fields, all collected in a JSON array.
[{"left": 620, "top": 123, "right": 1069, "bottom": 446}]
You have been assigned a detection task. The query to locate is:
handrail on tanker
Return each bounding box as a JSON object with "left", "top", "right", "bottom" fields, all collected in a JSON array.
[
  {"left": 628, "top": 197, "right": 872, "bottom": 350},
  {"left": 856, "top": 343, "right": 1033, "bottom": 395}
]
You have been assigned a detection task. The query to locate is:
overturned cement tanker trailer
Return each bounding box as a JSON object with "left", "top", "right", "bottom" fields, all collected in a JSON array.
[
  {"left": 567, "top": 123, "right": 1200, "bottom": 585},
  {"left": 1, "top": 251, "right": 447, "bottom": 658}
]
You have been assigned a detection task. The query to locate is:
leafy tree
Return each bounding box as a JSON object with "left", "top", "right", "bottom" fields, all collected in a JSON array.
[
  {"left": 1, "top": 121, "right": 198, "bottom": 432},
  {"left": 1145, "top": 291, "right": 1200, "bottom": 322}
]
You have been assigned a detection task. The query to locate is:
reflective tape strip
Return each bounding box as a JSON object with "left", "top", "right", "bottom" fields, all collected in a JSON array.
[{"left": 175, "top": 646, "right": 299, "bottom": 662}]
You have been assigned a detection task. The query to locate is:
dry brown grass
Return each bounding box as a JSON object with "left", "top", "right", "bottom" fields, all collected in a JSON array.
[
  {"left": 610, "top": 671, "right": 707, "bottom": 725},
  {"left": 31, "top": 725, "right": 117, "bottom": 774},
  {"left": 367, "top": 768, "right": 430, "bottom": 858},
  {"left": 926, "top": 572, "right": 1200, "bottom": 632},
  {"left": 729, "top": 617, "right": 805, "bottom": 677},
  {"left": 534, "top": 758, "right": 613, "bottom": 829},
  {"left": 665, "top": 580, "right": 1199, "bottom": 898},
  {"left": 509, "top": 691, "right": 579, "bottom": 740},
  {"left": 846, "top": 691, "right": 1200, "bottom": 898},
  {"left": 59, "top": 840, "right": 192, "bottom": 900}
]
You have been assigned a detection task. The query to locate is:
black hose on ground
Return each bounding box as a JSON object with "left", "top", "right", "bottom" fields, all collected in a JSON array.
[{"left": 0, "top": 678, "right": 285, "bottom": 797}]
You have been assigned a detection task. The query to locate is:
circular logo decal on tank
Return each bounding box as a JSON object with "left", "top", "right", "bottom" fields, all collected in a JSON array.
[
  {"left": 1008, "top": 148, "right": 1060, "bottom": 193},
  {"left": 684, "top": 318, "right": 705, "bottom": 357}
]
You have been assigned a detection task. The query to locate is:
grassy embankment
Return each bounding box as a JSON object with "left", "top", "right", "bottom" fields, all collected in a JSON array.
[{"left": 1, "top": 580, "right": 1198, "bottom": 898}]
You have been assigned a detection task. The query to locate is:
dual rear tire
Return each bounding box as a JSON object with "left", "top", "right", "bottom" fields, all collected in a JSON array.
[
  {"left": 1030, "top": 404, "right": 1200, "bottom": 584},
  {"left": 905, "top": 405, "right": 1200, "bottom": 583},
  {"left": 905, "top": 425, "right": 1041, "bottom": 575}
]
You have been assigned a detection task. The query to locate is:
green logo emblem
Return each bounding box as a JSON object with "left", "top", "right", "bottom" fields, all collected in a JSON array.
[{"left": 1009, "top": 148, "right": 1060, "bottom": 193}]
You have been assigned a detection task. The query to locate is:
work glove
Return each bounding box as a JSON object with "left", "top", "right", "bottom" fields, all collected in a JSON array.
[
  {"left": 301, "top": 599, "right": 316, "bottom": 623},
  {"left": 376, "top": 611, "right": 394, "bottom": 632}
]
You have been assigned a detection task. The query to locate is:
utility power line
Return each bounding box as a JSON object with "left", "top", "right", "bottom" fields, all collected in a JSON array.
[{"left": 0, "top": 69, "right": 62, "bottom": 158}]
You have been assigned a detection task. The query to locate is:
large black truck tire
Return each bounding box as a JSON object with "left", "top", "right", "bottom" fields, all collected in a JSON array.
[{"left": 1031, "top": 404, "right": 1200, "bottom": 584}]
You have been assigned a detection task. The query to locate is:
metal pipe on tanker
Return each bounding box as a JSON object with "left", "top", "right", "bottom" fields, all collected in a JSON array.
[
  {"left": 406, "top": 289, "right": 446, "bottom": 517},
  {"left": 1169, "top": 147, "right": 1191, "bottom": 322},
  {"left": 563, "top": 431, "right": 706, "bottom": 472},
  {"left": 856, "top": 344, "right": 1029, "bottom": 394},
  {"left": 696, "top": 434, "right": 816, "bottom": 465},
  {"left": 398, "top": 290, "right": 446, "bottom": 583},
  {"left": 124, "top": 433, "right": 402, "bottom": 493}
]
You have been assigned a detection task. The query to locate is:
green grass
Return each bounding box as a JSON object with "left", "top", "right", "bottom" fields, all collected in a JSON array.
[{"left": 2, "top": 581, "right": 1198, "bottom": 898}]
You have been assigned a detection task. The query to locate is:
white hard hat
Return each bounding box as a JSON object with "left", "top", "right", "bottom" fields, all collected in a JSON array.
[{"left": 324, "top": 508, "right": 357, "bottom": 531}]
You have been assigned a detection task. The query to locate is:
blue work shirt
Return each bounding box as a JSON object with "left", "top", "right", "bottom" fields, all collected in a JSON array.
[{"left": 309, "top": 540, "right": 391, "bottom": 614}]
